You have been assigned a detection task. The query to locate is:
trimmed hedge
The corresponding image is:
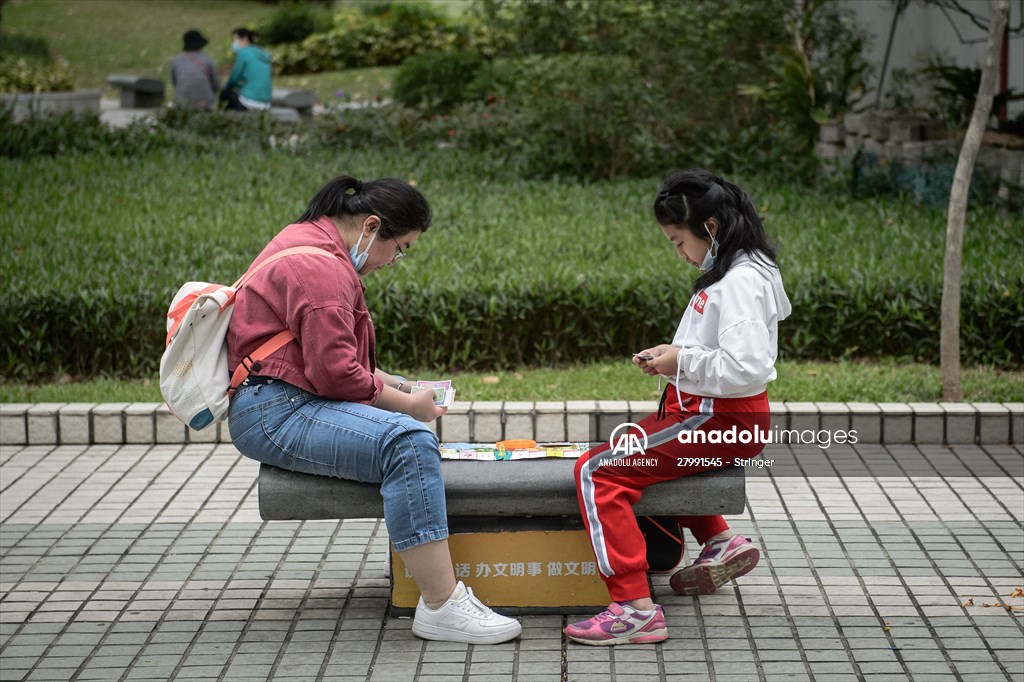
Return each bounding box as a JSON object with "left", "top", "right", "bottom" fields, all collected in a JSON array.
[
  {"left": 1, "top": 273, "right": 1020, "bottom": 381},
  {"left": 2, "top": 145, "right": 1021, "bottom": 381}
]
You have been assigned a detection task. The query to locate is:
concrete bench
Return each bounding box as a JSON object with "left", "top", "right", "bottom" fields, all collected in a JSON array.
[
  {"left": 259, "top": 458, "right": 745, "bottom": 521},
  {"left": 271, "top": 88, "right": 315, "bottom": 119},
  {"left": 268, "top": 107, "right": 302, "bottom": 123},
  {"left": 260, "top": 458, "right": 744, "bottom": 612},
  {"left": 106, "top": 74, "right": 165, "bottom": 109}
]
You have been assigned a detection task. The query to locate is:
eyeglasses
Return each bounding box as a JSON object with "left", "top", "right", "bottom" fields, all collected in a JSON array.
[{"left": 391, "top": 239, "right": 406, "bottom": 263}]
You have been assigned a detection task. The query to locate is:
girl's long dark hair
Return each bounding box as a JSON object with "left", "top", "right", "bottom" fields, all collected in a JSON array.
[
  {"left": 298, "top": 175, "right": 432, "bottom": 238},
  {"left": 653, "top": 169, "right": 777, "bottom": 292}
]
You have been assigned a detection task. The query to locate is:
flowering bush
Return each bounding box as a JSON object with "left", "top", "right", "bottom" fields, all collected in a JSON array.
[
  {"left": 0, "top": 58, "right": 74, "bottom": 93},
  {"left": 273, "top": 5, "right": 491, "bottom": 74}
]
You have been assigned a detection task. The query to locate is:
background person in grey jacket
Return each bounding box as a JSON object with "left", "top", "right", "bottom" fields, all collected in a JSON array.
[{"left": 170, "top": 29, "right": 220, "bottom": 110}]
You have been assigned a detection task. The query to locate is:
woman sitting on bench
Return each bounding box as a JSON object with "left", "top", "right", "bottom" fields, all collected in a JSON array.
[{"left": 226, "top": 175, "right": 522, "bottom": 645}]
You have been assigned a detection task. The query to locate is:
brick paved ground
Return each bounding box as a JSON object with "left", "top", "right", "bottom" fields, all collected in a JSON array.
[{"left": 1, "top": 441, "right": 1021, "bottom": 681}]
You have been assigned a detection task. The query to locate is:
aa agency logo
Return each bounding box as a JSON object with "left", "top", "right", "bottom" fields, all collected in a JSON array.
[{"left": 609, "top": 423, "right": 649, "bottom": 456}]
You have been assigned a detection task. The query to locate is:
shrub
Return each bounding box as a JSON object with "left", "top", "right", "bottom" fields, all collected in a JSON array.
[
  {"left": 0, "top": 106, "right": 312, "bottom": 158},
  {"left": 738, "top": 0, "right": 872, "bottom": 158},
  {"left": 256, "top": 1, "right": 332, "bottom": 45},
  {"left": 0, "top": 110, "right": 133, "bottom": 156},
  {"left": 919, "top": 61, "right": 1016, "bottom": 131},
  {"left": 469, "top": 0, "right": 860, "bottom": 178},
  {"left": 0, "top": 57, "right": 75, "bottom": 93},
  {"left": 0, "top": 30, "right": 74, "bottom": 93},
  {"left": 314, "top": 100, "right": 447, "bottom": 150},
  {"left": 0, "top": 31, "right": 55, "bottom": 63},
  {"left": 441, "top": 54, "right": 681, "bottom": 180},
  {"left": 393, "top": 51, "right": 484, "bottom": 112},
  {"left": 274, "top": 4, "right": 470, "bottom": 73}
]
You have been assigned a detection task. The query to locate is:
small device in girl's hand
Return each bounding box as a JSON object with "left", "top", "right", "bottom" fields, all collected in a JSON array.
[{"left": 633, "top": 352, "right": 654, "bottom": 361}]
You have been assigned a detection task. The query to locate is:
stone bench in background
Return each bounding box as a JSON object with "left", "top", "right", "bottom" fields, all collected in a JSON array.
[
  {"left": 0, "top": 89, "right": 101, "bottom": 123},
  {"left": 106, "top": 74, "right": 165, "bottom": 109},
  {"left": 271, "top": 88, "right": 315, "bottom": 119}
]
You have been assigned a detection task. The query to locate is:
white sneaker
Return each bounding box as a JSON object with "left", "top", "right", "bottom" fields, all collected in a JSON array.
[{"left": 412, "top": 581, "right": 522, "bottom": 644}]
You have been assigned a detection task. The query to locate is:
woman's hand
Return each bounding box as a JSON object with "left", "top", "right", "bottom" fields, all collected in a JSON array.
[
  {"left": 407, "top": 387, "right": 447, "bottom": 423},
  {"left": 633, "top": 344, "right": 680, "bottom": 377},
  {"left": 375, "top": 383, "right": 445, "bottom": 422}
]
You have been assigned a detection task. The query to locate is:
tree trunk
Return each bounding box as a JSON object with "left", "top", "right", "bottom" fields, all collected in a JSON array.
[
  {"left": 875, "top": 0, "right": 911, "bottom": 110},
  {"left": 941, "top": 0, "right": 1009, "bottom": 402}
]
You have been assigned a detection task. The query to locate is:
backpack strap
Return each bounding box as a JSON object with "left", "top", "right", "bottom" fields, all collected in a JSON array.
[
  {"left": 232, "top": 245, "right": 334, "bottom": 289},
  {"left": 183, "top": 51, "right": 213, "bottom": 80},
  {"left": 228, "top": 329, "right": 295, "bottom": 395},
  {"left": 226, "top": 246, "right": 337, "bottom": 390}
]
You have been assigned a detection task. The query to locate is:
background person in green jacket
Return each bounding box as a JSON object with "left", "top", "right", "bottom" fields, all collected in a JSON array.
[{"left": 220, "top": 27, "right": 272, "bottom": 111}]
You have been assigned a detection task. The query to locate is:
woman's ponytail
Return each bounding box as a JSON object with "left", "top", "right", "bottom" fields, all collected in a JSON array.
[
  {"left": 296, "top": 175, "right": 432, "bottom": 238},
  {"left": 297, "top": 175, "right": 362, "bottom": 223}
]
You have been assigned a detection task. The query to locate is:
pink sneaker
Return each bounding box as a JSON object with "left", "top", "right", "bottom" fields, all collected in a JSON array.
[
  {"left": 670, "top": 535, "right": 760, "bottom": 595},
  {"left": 564, "top": 603, "right": 667, "bottom": 645}
]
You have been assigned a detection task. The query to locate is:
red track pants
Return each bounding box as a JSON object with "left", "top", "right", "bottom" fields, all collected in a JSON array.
[{"left": 573, "top": 386, "right": 769, "bottom": 601}]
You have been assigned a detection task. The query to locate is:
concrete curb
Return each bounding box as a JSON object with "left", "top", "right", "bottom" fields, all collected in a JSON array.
[{"left": 1, "top": 402, "right": 1021, "bottom": 447}]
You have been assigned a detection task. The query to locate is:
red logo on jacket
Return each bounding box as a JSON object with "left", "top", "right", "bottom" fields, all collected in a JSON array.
[{"left": 690, "top": 291, "right": 708, "bottom": 314}]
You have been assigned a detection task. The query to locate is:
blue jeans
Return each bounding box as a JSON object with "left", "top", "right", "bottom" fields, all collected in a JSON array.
[{"left": 228, "top": 380, "right": 448, "bottom": 551}]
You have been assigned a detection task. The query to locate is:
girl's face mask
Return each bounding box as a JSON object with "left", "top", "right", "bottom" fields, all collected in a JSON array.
[{"left": 698, "top": 222, "right": 718, "bottom": 272}]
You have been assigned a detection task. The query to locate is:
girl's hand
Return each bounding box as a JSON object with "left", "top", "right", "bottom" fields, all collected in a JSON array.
[
  {"left": 408, "top": 388, "right": 447, "bottom": 423},
  {"left": 634, "top": 344, "right": 680, "bottom": 376}
]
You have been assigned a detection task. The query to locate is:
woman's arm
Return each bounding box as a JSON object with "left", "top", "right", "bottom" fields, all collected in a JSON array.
[
  {"left": 224, "top": 53, "right": 245, "bottom": 90},
  {"left": 375, "top": 384, "right": 446, "bottom": 423},
  {"left": 375, "top": 368, "right": 411, "bottom": 393}
]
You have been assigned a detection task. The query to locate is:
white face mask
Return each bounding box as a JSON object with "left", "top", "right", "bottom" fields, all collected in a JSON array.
[
  {"left": 699, "top": 222, "right": 718, "bottom": 273},
  {"left": 231, "top": 40, "right": 242, "bottom": 52},
  {"left": 349, "top": 231, "right": 377, "bottom": 274}
]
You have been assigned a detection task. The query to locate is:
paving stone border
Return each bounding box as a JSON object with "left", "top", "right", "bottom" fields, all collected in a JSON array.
[{"left": 1, "top": 402, "right": 1020, "bottom": 447}]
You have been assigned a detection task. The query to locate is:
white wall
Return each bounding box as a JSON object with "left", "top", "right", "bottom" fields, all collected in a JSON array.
[{"left": 841, "top": 0, "right": 1023, "bottom": 118}]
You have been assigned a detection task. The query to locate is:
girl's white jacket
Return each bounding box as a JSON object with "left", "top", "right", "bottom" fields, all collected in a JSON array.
[{"left": 669, "top": 251, "right": 792, "bottom": 398}]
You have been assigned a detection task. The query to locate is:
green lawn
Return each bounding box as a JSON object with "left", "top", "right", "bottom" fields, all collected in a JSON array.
[
  {"left": 276, "top": 66, "right": 395, "bottom": 104},
  {"left": 2, "top": 361, "right": 1021, "bottom": 403}
]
